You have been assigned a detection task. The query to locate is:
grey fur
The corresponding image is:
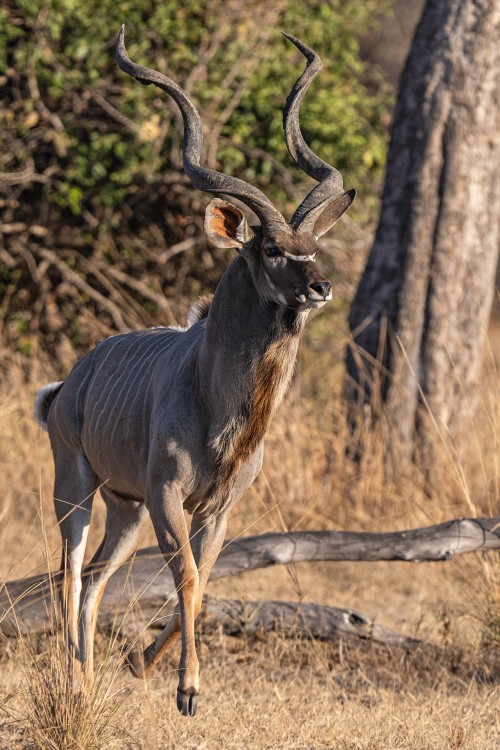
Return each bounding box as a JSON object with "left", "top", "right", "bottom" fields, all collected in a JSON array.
[{"left": 186, "top": 295, "right": 213, "bottom": 328}]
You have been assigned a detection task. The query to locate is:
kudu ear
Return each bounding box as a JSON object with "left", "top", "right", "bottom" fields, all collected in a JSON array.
[
  {"left": 301, "top": 189, "right": 356, "bottom": 239},
  {"left": 204, "top": 198, "right": 253, "bottom": 251}
]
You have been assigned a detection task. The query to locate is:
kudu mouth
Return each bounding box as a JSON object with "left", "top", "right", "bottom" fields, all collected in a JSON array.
[{"left": 294, "top": 280, "right": 333, "bottom": 307}]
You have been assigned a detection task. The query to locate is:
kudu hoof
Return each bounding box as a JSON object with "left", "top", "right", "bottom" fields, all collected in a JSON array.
[
  {"left": 123, "top": 646, "right": 147, "bottom": 679},
  {"left": 177, "top": 688, "right": 198, "bottom": 717}
]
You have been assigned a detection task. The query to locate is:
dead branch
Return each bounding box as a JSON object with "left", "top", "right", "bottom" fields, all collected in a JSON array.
[
  {"left": 89, "top": 89, "right": 140, "bottom": 135},
  {"left": 97, "top": 596, "right": 419, "bottom": 648},
  {"left": 38, "top": 248, "right": 130, "bottom": 332},
  {"left": 1, "top": 517, "right": 497, "bottom": 643},
  {"left": 0, "top": 167, "right": 49, "bottom": 186},
  {"left": 200, "top": 598, "right": 419, "bottom": 647}
]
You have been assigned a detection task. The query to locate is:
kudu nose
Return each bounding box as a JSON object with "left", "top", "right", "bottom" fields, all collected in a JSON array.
[{"left": 308, "top": 280, "right": 332, "bottom": 299}]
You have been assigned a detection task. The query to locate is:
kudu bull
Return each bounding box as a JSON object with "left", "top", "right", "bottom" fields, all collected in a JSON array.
[{"left": 34, "top": 26, "right": 355, "bottom": 716}]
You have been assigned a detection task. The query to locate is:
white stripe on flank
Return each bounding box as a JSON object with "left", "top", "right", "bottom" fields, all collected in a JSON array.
[
  {"left": 93, "top": 333, "right": 169, "bottom": 437},
  {"left": 107, "top": 335, "right": 178, "bottom": 443},
  {"left": 86, "top": 334, "right": 134, "bottom": 428},
  {"left": 123, "top": 336, "right": 180, "bottom": 434}
]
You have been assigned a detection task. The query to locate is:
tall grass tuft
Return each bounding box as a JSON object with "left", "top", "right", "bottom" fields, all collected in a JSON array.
[{"left": 18, "top": 633, "right": 131, "bottom": 750}]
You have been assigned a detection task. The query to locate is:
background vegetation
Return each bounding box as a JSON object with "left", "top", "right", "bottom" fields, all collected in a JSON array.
[{"left": 1, "top": 0, "right": 390, "bottom": 367}]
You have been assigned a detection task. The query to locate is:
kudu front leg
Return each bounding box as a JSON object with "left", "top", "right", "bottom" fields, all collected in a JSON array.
[
  {"left": 128, "top": 511, "right": 228, "bottom": 716},
  {"left": 190, "top": 513, "right": 228, "bottom": 616},
  {"left": 131, "top": 485, "right": 200, "bottom": 716}
]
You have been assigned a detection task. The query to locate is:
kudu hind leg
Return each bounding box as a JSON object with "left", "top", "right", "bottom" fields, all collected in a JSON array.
[
  {"left": 53, "top": 453, "right": 98, "bottom": 678},
  {"left": 79, "top": 492, "right": 147, "bottom": 677}
]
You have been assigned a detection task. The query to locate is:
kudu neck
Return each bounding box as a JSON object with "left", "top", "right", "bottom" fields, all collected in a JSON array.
[{"left": 197, "top": 255, "right": 307, "bottom": 412}]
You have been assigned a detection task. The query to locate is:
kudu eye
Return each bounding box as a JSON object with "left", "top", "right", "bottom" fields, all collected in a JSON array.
[{"left": 265, "top": 244, "right": 281, "bottom": 258}]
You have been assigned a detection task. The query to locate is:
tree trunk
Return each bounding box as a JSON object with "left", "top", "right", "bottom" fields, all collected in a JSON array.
[{"left": 346, "top": 0, "right": 500, "bottom": 469}]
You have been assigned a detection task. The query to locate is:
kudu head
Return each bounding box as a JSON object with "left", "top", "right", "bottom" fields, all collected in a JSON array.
[{"left": 116, "top": 29, "right": 355, "bottom": 312}]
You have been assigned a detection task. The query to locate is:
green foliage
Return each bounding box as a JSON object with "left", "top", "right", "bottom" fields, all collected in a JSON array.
[
  {"left": 0, "top": 0, "right": 392, "bottom": 222},
  {"left": 0, "top": 1, "right": 393, "bottom": 363}
]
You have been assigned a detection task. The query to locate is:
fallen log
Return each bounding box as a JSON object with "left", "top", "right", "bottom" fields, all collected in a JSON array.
[
  {"left": 202, "top": 598, "right": 420, "bottom": 647},
  {"left": 1, "top": 517, "right": 498, "bottom": 641},
  {"left": 95, "top": 595, "right": 420, "bottom": 647}
]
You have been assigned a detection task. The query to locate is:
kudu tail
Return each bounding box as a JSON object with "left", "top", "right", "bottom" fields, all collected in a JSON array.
[{"left": 34, "top": 381, "right": 64, "bottom": 432}]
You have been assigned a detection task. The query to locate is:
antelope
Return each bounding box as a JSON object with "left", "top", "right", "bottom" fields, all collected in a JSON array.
[{"left": 34, "top": 26, "right": 355, "bottom": 717}]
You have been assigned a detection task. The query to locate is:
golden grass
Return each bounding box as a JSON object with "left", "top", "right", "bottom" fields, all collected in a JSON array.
[
  {"left": 2, "top": 633, "right": 499, "bottom": 749},
  {"left": 16, "top": 639, "right": 127, "bottom": 750},
  {"left": 1, "top": 320, "right": 500, "bottom": 748}
]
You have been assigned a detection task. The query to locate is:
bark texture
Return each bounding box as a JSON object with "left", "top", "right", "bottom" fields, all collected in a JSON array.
[
  {"left": 201, "top": 598, "right": 420, "bottom": 647},
  {"left": 346, "top": 0, "right": 500, "bottom": 466}
]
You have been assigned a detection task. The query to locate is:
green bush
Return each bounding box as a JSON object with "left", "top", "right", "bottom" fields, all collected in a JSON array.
[
  {"left": 0, "top": 1, "right": 392, "bottom": 365},
  {"left": 1, "top": 0, "right": 391, "bottom": 222}
]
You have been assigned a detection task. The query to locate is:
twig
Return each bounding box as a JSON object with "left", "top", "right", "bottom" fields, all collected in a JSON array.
[{"left": 38, "top": 248, "right": 130, "bottom": 333}]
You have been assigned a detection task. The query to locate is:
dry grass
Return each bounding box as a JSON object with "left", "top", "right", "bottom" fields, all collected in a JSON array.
[
  {"left": 1, "top": 318, "right": 500, "bottom": 748},
  {"left": 2, "top": 632, "right": 499, "bottom": 749},
  {"left": 16, "top": 639, "right": 127, "bottom": 750}
]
